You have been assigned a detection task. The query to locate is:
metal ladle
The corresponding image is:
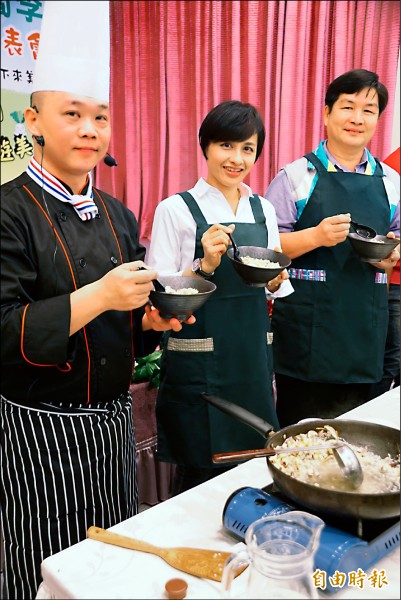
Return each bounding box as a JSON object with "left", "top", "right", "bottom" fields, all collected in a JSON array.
[
  {"left": 213, "top": 442, "right": 364, "bottom": 489},
  {"left": 350, "top": 220, "right": 377, "bottom": 239},
  {"left": 332, "top": 443, "right": 364, "bottom": 488}
]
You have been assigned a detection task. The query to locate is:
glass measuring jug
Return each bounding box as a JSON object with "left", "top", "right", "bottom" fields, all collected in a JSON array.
[{"left": 222, "top": 511, "right": 325, "bottom": 599}]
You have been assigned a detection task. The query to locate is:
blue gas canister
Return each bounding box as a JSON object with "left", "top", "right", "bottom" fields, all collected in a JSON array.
[{"left": 223, "top": 487, "right": 371, "bottom": 594}]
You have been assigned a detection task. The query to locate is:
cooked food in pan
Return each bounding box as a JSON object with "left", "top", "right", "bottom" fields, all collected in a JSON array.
[{"left": 269, "top": 425, "right": 400, "bottom": 494}]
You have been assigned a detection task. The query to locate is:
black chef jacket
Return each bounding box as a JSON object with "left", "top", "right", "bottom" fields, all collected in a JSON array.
[{"left": 1, "top": 173, "right": 159, "bottom": 405}]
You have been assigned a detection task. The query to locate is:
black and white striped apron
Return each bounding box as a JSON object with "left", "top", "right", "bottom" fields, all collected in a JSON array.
[{"left": 0, "top": 393, "right": 138, "bottom": 600}]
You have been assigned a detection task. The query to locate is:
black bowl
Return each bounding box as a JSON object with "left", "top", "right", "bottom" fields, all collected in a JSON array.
[
  {"left": 227, "top": 246, "right": 291, "bottom": 287},
  {"left": 149, "top": 275, "right": 216, "bottom": 320},
  {"left": 347, "top": 233, "right": 400, "bottom": 263}
]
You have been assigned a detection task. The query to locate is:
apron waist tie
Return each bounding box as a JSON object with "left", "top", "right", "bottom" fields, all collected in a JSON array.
[{"left": 1, "top": 391, "right": 131, "bottom": 414}]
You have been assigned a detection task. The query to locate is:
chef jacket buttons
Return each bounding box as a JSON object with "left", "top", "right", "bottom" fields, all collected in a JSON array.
[
  {"left": 110, "top": 256, "right": 118, "bottom": 265},
  {"left": 100, "top": 357, "right": 107, "bottom": 366},
  {"left": 79, "top": 258, "right": 86, "bottom": 268},
  {"left": 59, "top": 211, "right": 67, "bottom": 221},
  {"left": 124, "top": 348, "right": 131, "bottom": 357}
]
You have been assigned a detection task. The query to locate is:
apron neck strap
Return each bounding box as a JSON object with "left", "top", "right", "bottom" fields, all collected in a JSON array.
[
  {"left": 250, "top": 194, "right": 266, "bottom": 224},
  {"left": 178, "top": 191, "right": 267, "bottom": 229},
  {"left": 305, "top": 150, "right": 383, "bottom": 177},
  {"left": 178, "top": 191, "right": 208, "bottom": 226}
]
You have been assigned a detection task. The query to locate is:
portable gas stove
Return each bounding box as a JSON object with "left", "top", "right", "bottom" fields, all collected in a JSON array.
[{"left": 223, "top": 485, "right": 400, "bottom": 594}]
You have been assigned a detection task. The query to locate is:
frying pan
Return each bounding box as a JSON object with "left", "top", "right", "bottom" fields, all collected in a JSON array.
[{"left": 202, "top": 393, "right": 400, "bottom": 520}]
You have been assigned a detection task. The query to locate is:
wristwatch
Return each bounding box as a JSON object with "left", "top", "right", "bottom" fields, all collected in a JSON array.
[{"left": 192, "top": 258, "right": 215, "bottom": 278}]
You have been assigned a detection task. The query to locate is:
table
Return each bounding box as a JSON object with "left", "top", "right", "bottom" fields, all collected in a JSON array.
[{"left": 36, "top": 387, "right": 400, "bottom": 599}]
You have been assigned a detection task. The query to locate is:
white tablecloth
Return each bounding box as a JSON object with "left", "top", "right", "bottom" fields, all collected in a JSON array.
[{"left": 36, "top": 387, "right": 400, "bottom": 599}]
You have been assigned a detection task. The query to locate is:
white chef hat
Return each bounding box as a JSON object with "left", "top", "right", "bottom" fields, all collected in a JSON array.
[{"left": 32, "top": 1, "right": 110, "bottom": 102}]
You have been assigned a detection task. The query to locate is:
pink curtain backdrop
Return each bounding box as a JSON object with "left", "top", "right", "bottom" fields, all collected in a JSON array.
[{"left": 94, "top": 1, "right": 400, "bottom": 242}]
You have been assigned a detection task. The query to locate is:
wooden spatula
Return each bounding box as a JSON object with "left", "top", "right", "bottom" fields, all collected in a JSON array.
[{"left": 87, "top": 526, "right": 244, "bottom": 582}]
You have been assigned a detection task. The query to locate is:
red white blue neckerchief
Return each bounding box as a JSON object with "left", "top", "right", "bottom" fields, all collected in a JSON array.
[{"left": 26, "top": 157, "right": 98, "bottom": 221}]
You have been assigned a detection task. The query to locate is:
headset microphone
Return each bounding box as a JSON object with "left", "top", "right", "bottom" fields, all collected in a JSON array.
[
  {"left": 35, "top": 135, "right": 45, "bottom": 147},
  {"left": 104, "top": 153, "right": 118, "bottom": 167}
]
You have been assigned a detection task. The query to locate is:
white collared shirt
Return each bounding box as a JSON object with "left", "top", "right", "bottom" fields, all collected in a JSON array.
[{"left": 147, "top": 178, "right": 293, "bottom": 298}]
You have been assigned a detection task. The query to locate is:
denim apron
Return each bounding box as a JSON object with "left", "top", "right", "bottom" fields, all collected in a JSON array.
[
  {"left": 156, "top": 192, "right": 279, "bottom": 468},
  {"left": 272, "top": 153, "right": 390, "bottom": 384}
]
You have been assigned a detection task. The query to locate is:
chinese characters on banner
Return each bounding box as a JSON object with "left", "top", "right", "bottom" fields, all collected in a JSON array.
[{"left": 1, "top": 0, "right": 44, "bottom": 182}]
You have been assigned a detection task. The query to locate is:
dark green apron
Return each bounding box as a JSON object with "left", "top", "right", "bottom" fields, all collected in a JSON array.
[
  {"left": 156, "top": 191, "right": 279, "bottom": 467},
  {"left": 272, "top": 153, "right": 390, "bottom": 384}
]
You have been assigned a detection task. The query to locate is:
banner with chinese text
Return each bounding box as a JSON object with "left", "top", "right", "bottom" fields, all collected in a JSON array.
[{"left": 1, "top": 0, "right": 44, "bottom": 183}]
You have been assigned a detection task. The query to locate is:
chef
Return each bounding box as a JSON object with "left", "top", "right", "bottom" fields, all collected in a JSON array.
[{"left": 0, "top": 2, "right": 194, "bottom": 598}]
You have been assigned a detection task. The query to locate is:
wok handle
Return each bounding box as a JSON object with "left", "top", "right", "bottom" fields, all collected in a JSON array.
[
  {"left": 213, "top": 443, "right": 344, "bottom": 463},
  {"left": 201, "top": 393, "right": 274, "bottom": 439},
  {"left": 213, "top": 448, "right": 276, "bottom": 463}
]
